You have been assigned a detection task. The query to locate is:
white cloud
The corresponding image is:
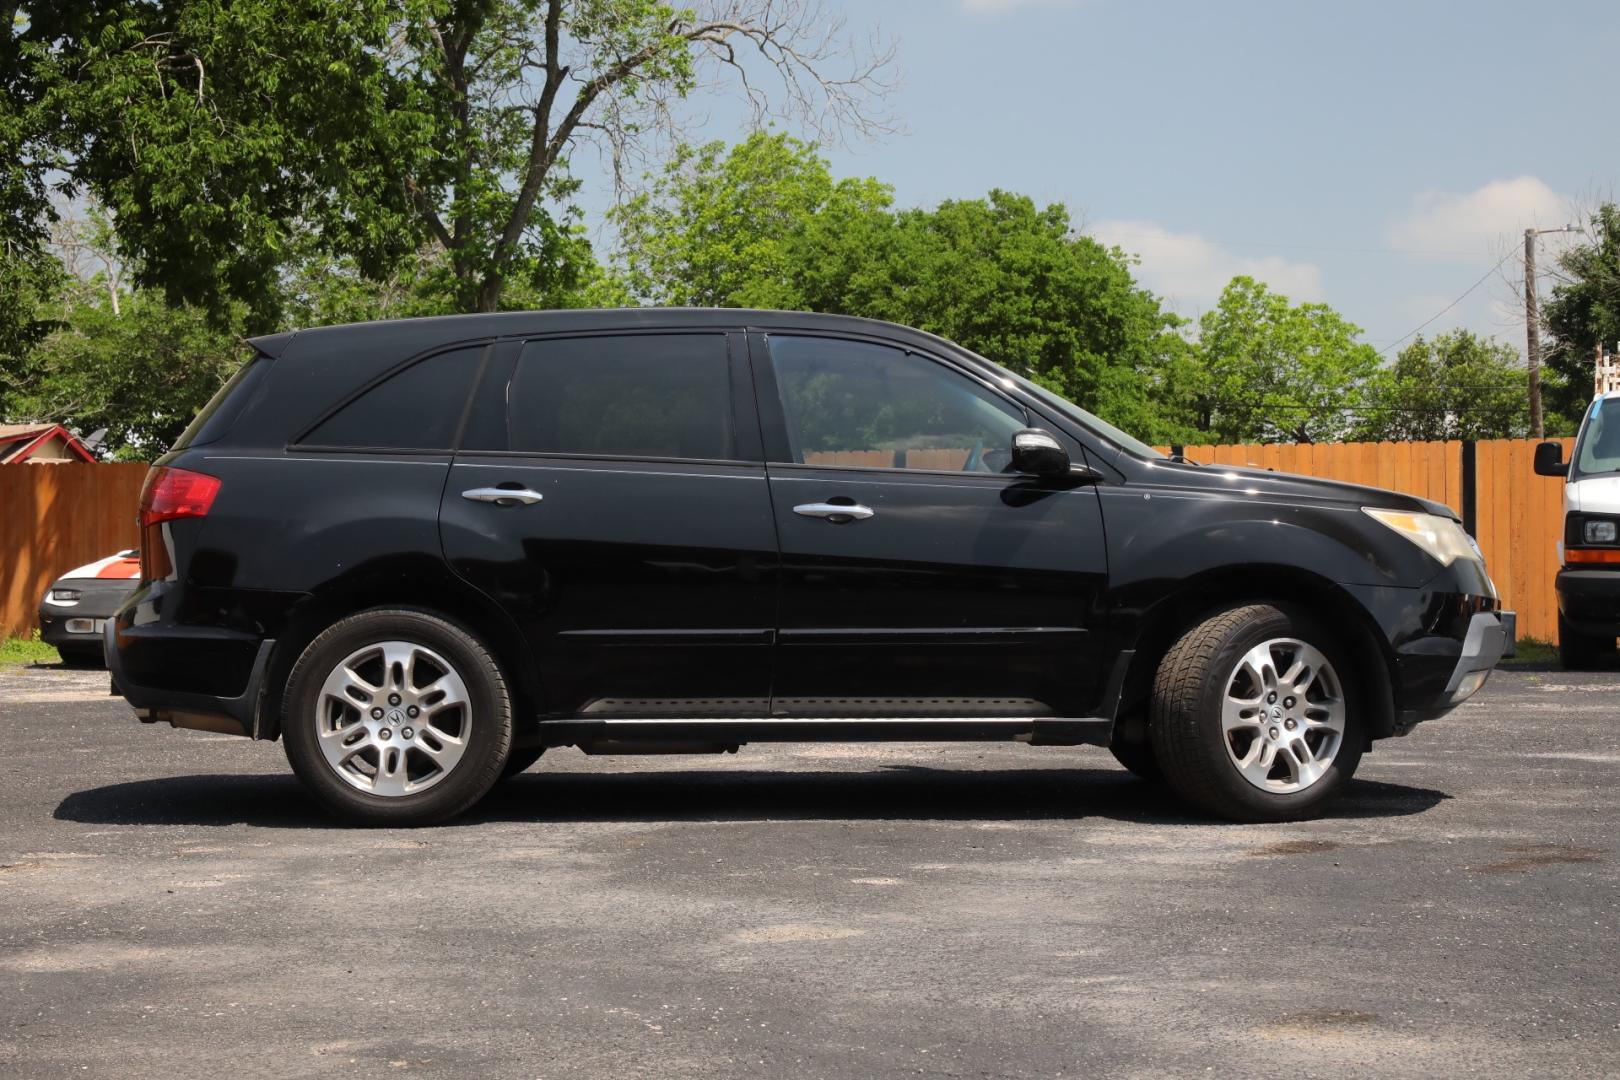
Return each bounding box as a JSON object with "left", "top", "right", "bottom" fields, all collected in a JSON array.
[
  {"left": 1384, "top": 177, "right": 1572, "bottom": 256},
  {"left": 961, "top": 0, "right": 1082, "bottom": 13},
  {"left": 1090, "top": 219, "right": 1325, "bottom": 318}
]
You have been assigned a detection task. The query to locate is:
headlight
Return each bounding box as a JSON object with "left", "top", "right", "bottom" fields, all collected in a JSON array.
[
  {"left": 48, "top": 588, "right": 82, "bottom": 603},
  {"left": 1585, "top": 520, "right": 1617, "bottom": 544},
  {"left": 1362, "top": 508, "right": 1481, "bottom": 566}
]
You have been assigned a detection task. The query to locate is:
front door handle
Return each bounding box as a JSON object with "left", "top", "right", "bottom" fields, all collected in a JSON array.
[
  {"left": 793, "top": 502, "right": 874, "bottom": 523},
  {"left": 462, "top": 487, "right": 544, "bottom": 506}
]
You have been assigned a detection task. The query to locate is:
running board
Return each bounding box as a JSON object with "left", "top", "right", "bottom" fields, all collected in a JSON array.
[{"left": 535, "top": 717, "right": 1113, "bottom": 749}]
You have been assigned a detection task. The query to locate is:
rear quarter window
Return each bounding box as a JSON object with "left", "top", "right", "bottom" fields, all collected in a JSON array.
[
  {"left": 299, "top": 346, "right": 485, "bottom": 450},
  {"left": 170, "top": 350, "right": 274, "bottom": 451}
]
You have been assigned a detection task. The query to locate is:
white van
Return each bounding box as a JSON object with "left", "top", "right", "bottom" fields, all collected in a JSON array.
[{"left": 1535, "top": 349, "right": 1620, "bottom": 668}]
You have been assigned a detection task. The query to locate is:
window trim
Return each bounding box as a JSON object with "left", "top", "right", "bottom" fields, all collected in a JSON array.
[
  {"left": 748, "top": 328, "right": 1033, "bottom": 477},
  {"left": 287, "top": 340, "right": 494, "bottom": 454},
  {"left": 474, "top": 327, "right": 755, "bottom": 466}
]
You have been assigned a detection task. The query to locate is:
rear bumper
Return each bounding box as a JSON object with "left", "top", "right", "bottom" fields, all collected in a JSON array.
[
  {"left": 1556, "top": 568, "right": 1620, "bottom": 635},
  {"left": 104, "top": 619, "right": 275, "bottom": 738}
]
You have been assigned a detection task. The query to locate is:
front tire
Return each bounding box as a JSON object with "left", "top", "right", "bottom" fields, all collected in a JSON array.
[
  {"left": 282, "top": 608, "right": 513, "bottom": 825},
  {"left": 1150, "top": 604, "right": 1363, "bottom": 823}
]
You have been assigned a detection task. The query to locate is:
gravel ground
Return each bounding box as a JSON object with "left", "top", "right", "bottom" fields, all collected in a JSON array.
[{"left": 0, "top": 661, "right": 1616, "bottom": 1079}]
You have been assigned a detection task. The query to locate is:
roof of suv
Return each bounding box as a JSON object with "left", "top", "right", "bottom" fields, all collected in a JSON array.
[{"left": 247, "top": 308, "right": 951, "bottom": 359}]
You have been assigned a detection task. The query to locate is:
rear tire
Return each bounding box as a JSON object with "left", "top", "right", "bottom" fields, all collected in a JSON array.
[
  {"left": 282, "top": 608, "right": 513, "bottom": 825},
  {"left": 1150, "top": 604, "right": 1364, "bottom": 823},
  {"left": 1557, "top": 613, "right": 1614, "bottom": 671}
]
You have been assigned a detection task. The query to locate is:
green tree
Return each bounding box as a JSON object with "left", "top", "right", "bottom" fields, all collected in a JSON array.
[
  {"left": 1358, "top": 330, "right": 1528, "bottom": 441},
  {"left": 1543, "top": 202, "right": 1620, "bottom": 426},
  {"left": 1178, "top": 276, "right": 1381, "bottom": 443},
  {"left": 16, "top": 1, "right": 891, "bottom": 327},
  {"left": 6, "top": 284, "right": 246, "bottom": 459},
  {"left": 607, "top": 134, "right": 1190, "bottom": 441}
]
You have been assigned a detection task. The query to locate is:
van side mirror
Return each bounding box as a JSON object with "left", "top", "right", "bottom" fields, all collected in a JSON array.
[
  {"left": 1010, "top": 428, "right": 1071, "bottom": 477},
  {"left": 1533, "top": 441, "right": 1569, "bottom": 478}
]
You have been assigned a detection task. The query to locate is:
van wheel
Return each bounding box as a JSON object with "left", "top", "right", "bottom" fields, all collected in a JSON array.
[
  {"left": 282, "top": 608, "right": 513, "bottom": 825},
  {"left": 1557, "top": 613, "right": 1614, "bottom": 670},
  {"left": 1150, "top": 604, "right": 1363, "bottom": 823}
]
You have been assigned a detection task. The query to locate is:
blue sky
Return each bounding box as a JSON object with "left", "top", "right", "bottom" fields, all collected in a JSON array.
[{"left": 584, "top": 0, "right": 1619, "bottom": 357}]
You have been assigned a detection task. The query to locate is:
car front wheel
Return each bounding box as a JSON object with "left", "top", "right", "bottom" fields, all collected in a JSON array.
[
  {"left": 282, "top": 608, "right": 513, "bottom": 825},
  {"left": 1150, "top": 604, "right": 1363, "bottom": 822}
]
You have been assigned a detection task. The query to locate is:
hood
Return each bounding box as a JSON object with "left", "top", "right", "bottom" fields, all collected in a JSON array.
[
  {"left": 57, "top": 550, "right": 141, "bottom": 582},
  {"left": 1569, "top": 474, "right": 1620, "bottom": 515},
  {"left": 1151, "top": 461, "right": 1457, "bottom": 520}
]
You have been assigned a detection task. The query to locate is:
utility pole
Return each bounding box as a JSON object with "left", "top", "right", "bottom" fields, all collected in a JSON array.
[
  {"left": 1525, "top": 228, "right": 1544, "bottom": 438},
  {"left": 1525, "top": 224, "right": 1582, "bottom": 438}
]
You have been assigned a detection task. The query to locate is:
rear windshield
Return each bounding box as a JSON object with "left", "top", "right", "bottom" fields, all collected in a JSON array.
[
  {"left": 171, "top": 350, "right": 274, "bottom": 451},
  {"left": 1573, "top": 397, "right": 1620, "bottom": 481}
]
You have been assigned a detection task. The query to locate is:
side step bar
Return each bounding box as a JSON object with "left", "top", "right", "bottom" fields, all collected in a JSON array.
[{"left": 534, "top": 716, "right": 1113, "bottom": 749}]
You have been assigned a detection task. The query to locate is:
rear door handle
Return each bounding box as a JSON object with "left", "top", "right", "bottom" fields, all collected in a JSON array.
[
  {"left": 793, "top": 502, "right": 874, "bottom": 522},
  {"left": 462, "top": 487, "right": 544, "bottom": 506}
]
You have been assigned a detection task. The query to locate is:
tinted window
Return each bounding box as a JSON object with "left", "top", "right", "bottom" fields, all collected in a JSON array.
[
  {"left": 768, "top": 335, "right": 1026, "bottom": 471},
  {"left": 172, "top": 349, "right": 272, "bottom": 450},
  {"left": 302, "top": 346, "right": 483, "bottom": 449},
  {"left": 509, "top": 334, "right": 733, "bottom": 459}
]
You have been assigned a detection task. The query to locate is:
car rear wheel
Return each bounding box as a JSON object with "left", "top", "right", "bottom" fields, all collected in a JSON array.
[
  {"left": 282, "top": 608, "right": 513, "bottom": 825},
  {"left": 1150, "top": 604, "right": 1363, "bottom": 822},
  {"left": 1557, "top": 613, "right": 1614, "bottom": 671}
]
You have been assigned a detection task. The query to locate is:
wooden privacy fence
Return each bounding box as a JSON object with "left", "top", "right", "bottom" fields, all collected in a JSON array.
[
  {"left": 0, "top": 463, "right": 148, "bottom": 640},
  {"left": 1161, "top": 439, "right": 1573, "bottom": 642},
  {"left": 0, "top": 440, "right": 1575, "bottom": 642}
]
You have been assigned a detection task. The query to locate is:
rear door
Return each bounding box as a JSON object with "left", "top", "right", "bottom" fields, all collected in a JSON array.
[
  {"left": 439, "top": 330, "right": 779, "bottom": 718},
  {"left": 752, "top": 330, "right": 1110, "bottom": 719}
]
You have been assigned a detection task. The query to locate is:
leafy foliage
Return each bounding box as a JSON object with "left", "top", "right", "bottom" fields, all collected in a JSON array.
[
  {"left": 1543, "top": 202, "right": 1620, "bottom": 426},
  {"left": 6, "top": 284, "right": 246, "bottom": 458},
  {"left": 15, "top": 0, "right": 888, "bottom": 325},
  {"left": 1172, "top": 277, "right": 1382, "bottom": 443},
  {"left": 608, "top": 133, "right": 1191, "bottom": 441},
  {"left": 1358, "top": 331, "right": 1529, "bottom": 441}
]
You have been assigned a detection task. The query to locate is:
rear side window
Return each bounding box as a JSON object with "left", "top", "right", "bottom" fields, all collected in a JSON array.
[
  {"left": 171, "top": 350, "right": 273, "bottom": 450},
  {"left": 301, "top": 346, "right": 484, "bottom": 450},
  {"left": 508, "top": 334, "right": 733, "bottom": 460}
]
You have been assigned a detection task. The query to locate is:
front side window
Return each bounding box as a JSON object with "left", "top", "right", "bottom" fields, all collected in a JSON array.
[
  {"left": 768, "top": 335, "right": 1026, "bottom": 471},
  {"left": 302, "top": 346, "right": 483, "bottom": 449},
  {"left": 508, "top": 334, "right": 733, "bottom": 460},
  {"left": 1575, "top": 397, "right": 1620, "bottom": 480}
]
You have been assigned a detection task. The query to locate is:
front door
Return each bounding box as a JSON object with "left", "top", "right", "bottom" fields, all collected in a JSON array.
[
  {"left": 752, "top": 331, "right": 1110, "bottom": 719},
  {"left": 440, "top": 330, "right": 778, "bottom": 718}
]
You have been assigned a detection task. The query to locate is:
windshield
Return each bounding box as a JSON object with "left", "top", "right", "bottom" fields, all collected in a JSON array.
[
  {"left": 985, "top": 362, "right": 1166, "bottom": 460},
  {"left": 1573, "top": 397, "right": 1620, "bottom": 480}
]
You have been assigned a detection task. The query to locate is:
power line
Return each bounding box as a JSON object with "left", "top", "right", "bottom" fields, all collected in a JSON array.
[
  {"left": 1094, "top": 229, "right": 1485, "bottom": 258},
  {"left": 1375, "top": 248, "right": 1519, "bottom": 356}
]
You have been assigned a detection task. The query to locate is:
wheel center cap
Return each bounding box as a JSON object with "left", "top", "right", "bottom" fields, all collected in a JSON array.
[
  {"left": 1269, "top": 706, "right": 1283, "bottom": 720},
  {"left": 388, "top": 709, "right": 404, "bottom": 725}
]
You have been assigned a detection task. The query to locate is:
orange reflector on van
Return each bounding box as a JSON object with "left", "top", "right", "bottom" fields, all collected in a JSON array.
[{"left": 1565, "top": 548, "right": 1620, "bottom": 564}]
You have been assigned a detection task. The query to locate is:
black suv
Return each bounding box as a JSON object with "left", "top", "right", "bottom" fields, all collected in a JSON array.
[{"left": 106, "top": 310, "right": 1508, "bottom": 825}]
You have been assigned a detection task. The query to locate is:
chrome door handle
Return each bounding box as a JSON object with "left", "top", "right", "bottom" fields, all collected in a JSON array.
[
  {"left": 793, "top": 502, "right": 874, "bottom": 522},
  {"left": 462, "top": 487, "right": 544, "bottom": 506}
]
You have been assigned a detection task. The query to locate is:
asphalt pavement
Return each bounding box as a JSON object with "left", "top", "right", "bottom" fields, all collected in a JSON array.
[{"left": 1, "top": 661, "right": 1616, "bottom": 1079}]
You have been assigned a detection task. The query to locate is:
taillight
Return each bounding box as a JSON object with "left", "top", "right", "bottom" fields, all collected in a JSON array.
[
  {"left": 139, "top": 466, "right": 220, "bottom": 527},
  {"left": 138, "top": 466, "right": 220, "bottom": 583}
]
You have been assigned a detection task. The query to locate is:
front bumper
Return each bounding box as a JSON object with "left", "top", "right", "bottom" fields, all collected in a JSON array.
[
  {"left": 38, "top": 579, "right": 137, "bottom": 653},
  {"left": 1396, "top": 610, "right": 1509, "bottom": 730},
  {"left": 1556, "top": 568, "right": 1620, "bottom": 635}
]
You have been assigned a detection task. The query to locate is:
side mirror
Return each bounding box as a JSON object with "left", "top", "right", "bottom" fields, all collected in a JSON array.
[
  {"left": 1533, "top": 441, "right": 1569, "bottom": 478},
  {"left": 1010, "top": 428, "right": 1071, "bottom": 477}
]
